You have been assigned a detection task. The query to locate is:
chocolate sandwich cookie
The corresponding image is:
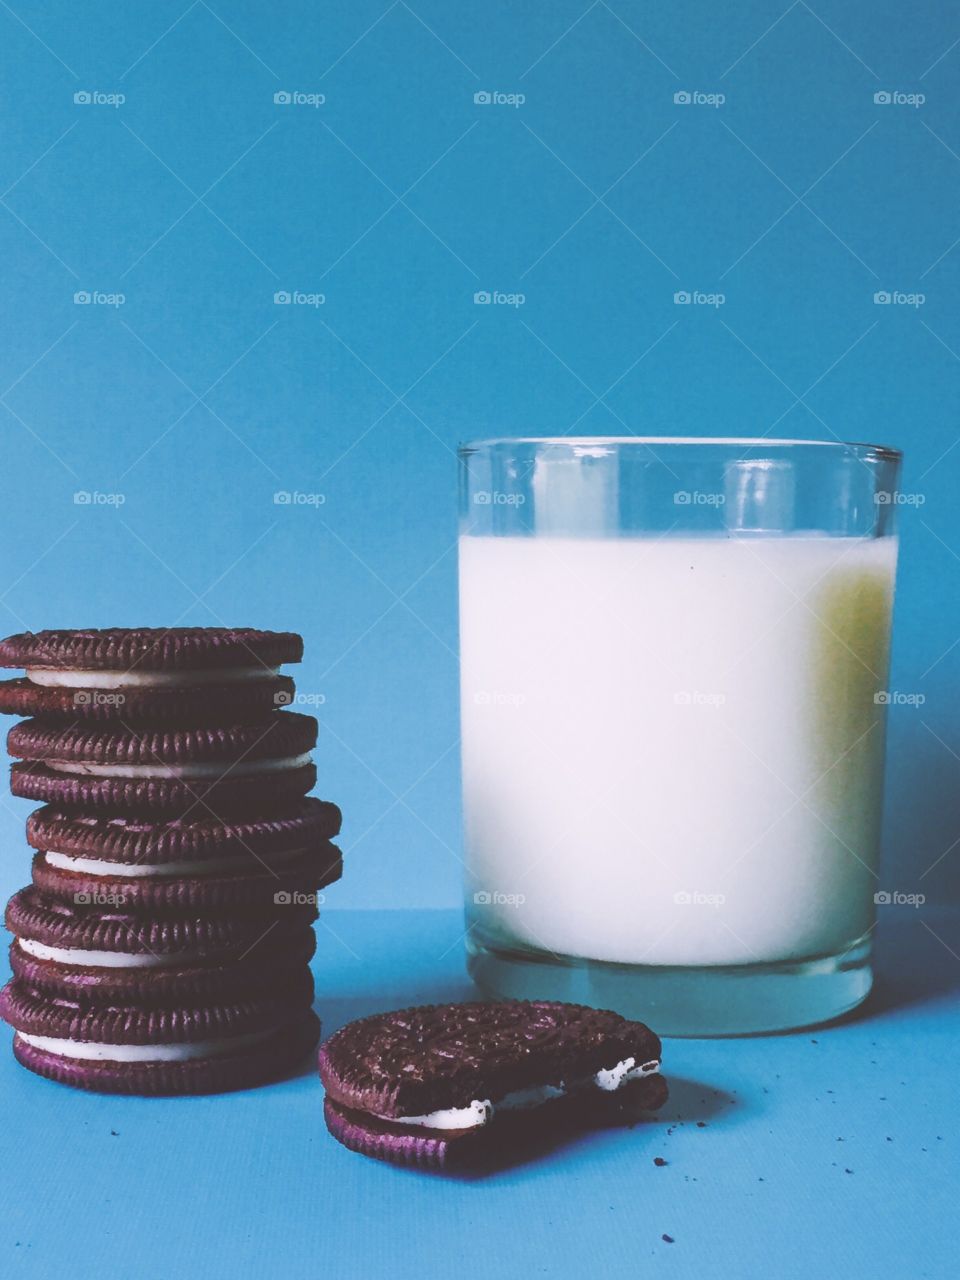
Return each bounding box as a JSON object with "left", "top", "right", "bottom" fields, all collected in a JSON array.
[
  {"left": 0, "top": 979, "right": 319, "bottom": 1095},
  {"left": 9, "top": 713, "right": 317, "bottom": 816},
  {"left": 7, "top": 885, "right": 318, "bottom": 1002},
  {"left": 319, "top": 1000, "right": 668, "bottom": 1170},
  {"left": 29, "top": 843, "right": 342, "bottom": 912},
  {"left": 0, "top": 628, "right": 303, "bottom": 724},
  {"left": 23, "top": 799, "right": 343, "bottom": 910}
]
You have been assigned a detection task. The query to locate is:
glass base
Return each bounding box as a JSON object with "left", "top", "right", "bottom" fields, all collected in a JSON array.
[{"left": 466, "top": 932, "right": 873, "bottom": 1036}]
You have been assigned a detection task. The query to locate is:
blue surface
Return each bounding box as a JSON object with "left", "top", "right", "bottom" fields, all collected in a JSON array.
[
  {"left": 0, "top": 2, "right": 958, "bottom": 911},
  {"left": 1, "top": 907, "right": 957, "bottom": 1280}
]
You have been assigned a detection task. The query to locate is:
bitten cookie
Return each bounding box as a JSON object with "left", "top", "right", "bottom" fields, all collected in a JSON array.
[
  {"left": 0, "top": 627, "right": 303, "bottom": 724},
  {"left": 318, "top": 1000, "right": 668, "bottom": 1170}
]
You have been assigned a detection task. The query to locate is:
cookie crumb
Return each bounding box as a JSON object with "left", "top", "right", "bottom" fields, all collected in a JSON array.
[
  {"left": 654, "top": 1157, "right": 667, "bottom": 1167},
  {"left": 662, "top": 1234, "right": 675, "bottom": 1244}
]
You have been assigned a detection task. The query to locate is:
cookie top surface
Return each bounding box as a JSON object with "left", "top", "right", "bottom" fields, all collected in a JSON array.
[
  {"left": 8, "top": 713, "right": 317, "bottom": 764},
  {"left": 26, "top": 798, "right": 342, "bottom": 861},
  {"left": 318, "top": 1000, "right": 662, "bottom": 1118},
  {"left": 0, "top": 628, "right": 303, "bottom": 672}
]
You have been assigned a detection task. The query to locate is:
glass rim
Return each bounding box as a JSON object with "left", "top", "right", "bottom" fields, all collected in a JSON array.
[{"left": 458, "top": 436, "right": 902, "bottom": 462}]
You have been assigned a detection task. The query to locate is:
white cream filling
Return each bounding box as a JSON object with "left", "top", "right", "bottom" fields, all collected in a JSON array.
[
  {"left": 386, "top": 1058, "right": 661, "bottom": 1130},
  {"left": 18, "top": 937, "right": 198, "bottom": 968},
  {"left": 26, "top": 666, "right": 280, "bottom": 689},
  {"left": 42, "top": 847, "right": 307, "bottom": 878},
  {"left": 44, "top": 752, "right": 312, "bottom": 779},
  {"left": 17, "top": 1026, "right": 277, "bottom": 1062}
]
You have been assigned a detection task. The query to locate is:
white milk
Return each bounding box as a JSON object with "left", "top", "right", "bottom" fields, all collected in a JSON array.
[{"left": 459, "top": 535, "right": 898, "bottom": 967}]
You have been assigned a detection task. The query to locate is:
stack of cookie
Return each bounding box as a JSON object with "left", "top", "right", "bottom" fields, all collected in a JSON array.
[{"left": 0, "top": 628, "right": 342, "bottom": 1095}]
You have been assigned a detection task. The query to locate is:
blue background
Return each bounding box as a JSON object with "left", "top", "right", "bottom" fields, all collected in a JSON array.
[
  {"left": 1, "top": 6, "right": 959, "bottom": 1279},
  {"left": 1, "top": 0, "right": 958, "bottom": 911}
]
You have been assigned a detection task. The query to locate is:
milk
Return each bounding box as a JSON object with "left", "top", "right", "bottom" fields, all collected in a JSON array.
[{"left": 459, "top": 535, "right": 898, "bottom": 967}]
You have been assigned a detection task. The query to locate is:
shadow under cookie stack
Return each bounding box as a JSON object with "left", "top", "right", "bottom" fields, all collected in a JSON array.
[{"left": 0, "top": 628, "right": 342, "bottom": 1095}]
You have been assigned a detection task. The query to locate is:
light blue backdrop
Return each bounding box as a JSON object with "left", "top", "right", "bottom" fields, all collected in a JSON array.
[{"left": 1, "top": 1, "right": 957, "bottom": 908}]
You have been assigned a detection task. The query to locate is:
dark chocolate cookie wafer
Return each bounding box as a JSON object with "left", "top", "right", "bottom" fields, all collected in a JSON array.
[
  {"left": 0, "top": 628, "right": 303, "bottom": 672},
  {"left": 1, "top": 981, "right": 320, "bottom": 1095},
  {"left": 9, "top": 713, "right": 318, "bottom": 816},
  {"left": 318, "top": 1000, "right": 667, "bottom": 1169},
  {"left": 26, "top": 798, "right": 342, "bottom": 864},
  {"left": 6, "top": 885, "right": 318, "bottom": 1000},
  {"left": 12, "top": 760, "right": 317, "bottom": 817}
]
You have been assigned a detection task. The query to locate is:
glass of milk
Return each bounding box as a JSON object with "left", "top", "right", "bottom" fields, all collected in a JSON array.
[{"left": 458, "top": 438, "right": 901, "bottom": 1035}]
